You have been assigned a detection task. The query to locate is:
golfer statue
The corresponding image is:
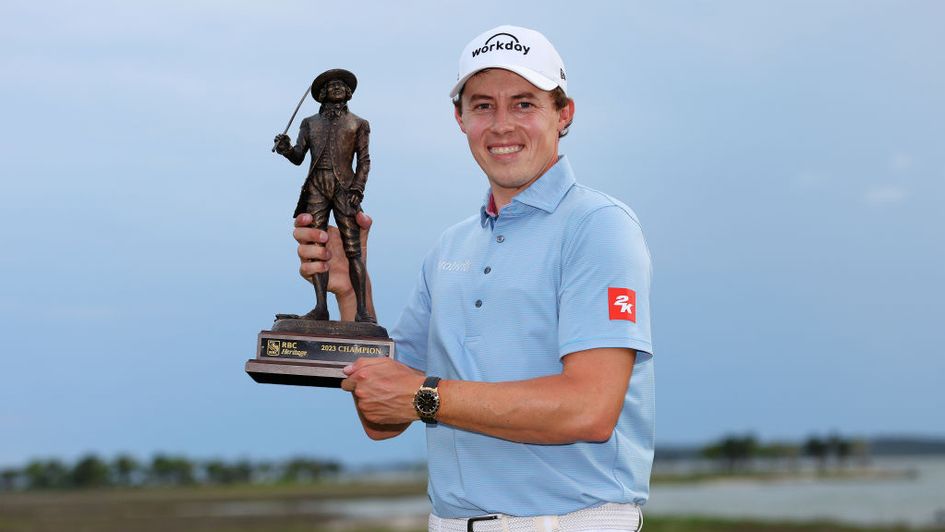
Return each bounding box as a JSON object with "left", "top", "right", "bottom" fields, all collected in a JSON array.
[{"left": 273, "top": 69, "right": 374, "bottom": 323}]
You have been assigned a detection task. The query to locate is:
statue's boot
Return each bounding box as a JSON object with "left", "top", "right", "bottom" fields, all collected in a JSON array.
[
  {"left": 349, "top": 257, "right": 376, "bottom": 323},
  {"left": 303, "top": 271, "right": 330, "bottom": 321}
]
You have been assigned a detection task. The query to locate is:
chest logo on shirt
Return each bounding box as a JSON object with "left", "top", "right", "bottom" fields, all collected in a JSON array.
[
  {"left": 438, "top": 259, "right": 471, "bottom": 272},
  {"left": 608, "top": 287, "right": 636, "bottom": 322}
]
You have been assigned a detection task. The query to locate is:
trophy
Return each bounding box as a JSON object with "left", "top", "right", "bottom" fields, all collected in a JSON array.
[{"left": 245, "top": 69, "right": 393, "bottom": 388}]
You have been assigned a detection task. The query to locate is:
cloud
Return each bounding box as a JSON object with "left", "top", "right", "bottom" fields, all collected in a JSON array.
[{"left": 863, "top": 184, "right": 909, "bottom": 205}]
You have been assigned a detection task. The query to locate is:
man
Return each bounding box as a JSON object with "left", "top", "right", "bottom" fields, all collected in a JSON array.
[
  {"left": 294, "top": 26, "right": 653, "bottom": 531},
  {"left": 275, "top": 68, "right": 374, "bottom": 323}
]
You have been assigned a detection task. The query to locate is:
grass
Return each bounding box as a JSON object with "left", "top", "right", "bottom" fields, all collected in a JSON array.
[
  {"left": 2, "top": 481, "right": 942, "bottom": 532},
  {"left": 0, "top": 480, "right": 427, "bottom": 532}
]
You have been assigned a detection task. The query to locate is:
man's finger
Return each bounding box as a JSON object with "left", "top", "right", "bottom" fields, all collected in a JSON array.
[
  {"left": 294, "top": 227, "right": 329, "bottom": 245},
  {"left": 340, "top": 378, "right": 355, "bottom": 392},
  {"left": 294, "top": 213, "right": 313, "bottom": 227},
  {"left": 300, "top": 261, "right": 328, "bottom": 277},
  {"left": 298, "top": 244, "right": 331, "bottom": 261},
  {"left": 349, "top": 357, "right": 392, "bottom": 373},
  {"left": 356, "top": 211, "right": 372, "bottom": 233}
]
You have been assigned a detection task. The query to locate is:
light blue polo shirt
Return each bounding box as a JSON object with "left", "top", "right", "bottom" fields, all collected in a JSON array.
[{"left": 392, "top": 155, "right": 655, "bottom": 519}]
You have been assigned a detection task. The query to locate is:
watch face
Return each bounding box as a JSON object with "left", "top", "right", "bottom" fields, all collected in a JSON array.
[{"left": 416, "top": 390, "right": 439, "bottom": 415}]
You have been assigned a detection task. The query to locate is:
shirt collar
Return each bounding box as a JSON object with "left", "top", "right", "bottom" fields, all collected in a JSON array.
[{"left": 479, "top": 155, "right": 576, "bottom": 227}]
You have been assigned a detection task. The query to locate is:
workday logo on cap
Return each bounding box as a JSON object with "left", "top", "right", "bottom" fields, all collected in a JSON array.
[
  {"left": 450, "top": 25, "right": 568, "bottom": 100},
  {"left": 471, "top": 32, "right": 532, "bottom": 57}
]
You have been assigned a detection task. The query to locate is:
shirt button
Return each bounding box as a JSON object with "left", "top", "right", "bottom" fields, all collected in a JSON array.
[
  {"left": 475, "top": 300, "right": 483, "bottom": 308},
  {"left": 484, "top": 266, "right": 492, "bottom": 274},
  {"left": 496, "top": 235, "right": 505, "bottom": 243}
]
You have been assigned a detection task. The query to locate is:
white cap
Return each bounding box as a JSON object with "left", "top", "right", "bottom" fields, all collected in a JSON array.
[{"left": 450, "top": 25, "right": 567, "bottom": 101}]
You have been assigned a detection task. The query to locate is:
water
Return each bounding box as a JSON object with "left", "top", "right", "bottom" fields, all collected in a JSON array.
[
  {"left": 646, "top": 456, "right": 945, "bottom": 527},
  {"left": 189, "top": 457, "right": 945, "bottom": 527}
]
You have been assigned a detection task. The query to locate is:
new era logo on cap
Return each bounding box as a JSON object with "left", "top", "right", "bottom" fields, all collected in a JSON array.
[{"left": 609, "top": 287, "right": 636, "bottom": 322}]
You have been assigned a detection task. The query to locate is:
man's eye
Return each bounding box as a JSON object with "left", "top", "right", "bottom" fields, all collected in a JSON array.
[
  {"left": 515, "top": 102, "right": 534, "bottom": 109},
  {"left": 473, "top": 103, "right": 492, "bottom": 111}
]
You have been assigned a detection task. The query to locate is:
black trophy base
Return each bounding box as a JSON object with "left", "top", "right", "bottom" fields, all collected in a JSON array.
[{"left": 246, "top": 315, "right": 393, "bottom": 389}]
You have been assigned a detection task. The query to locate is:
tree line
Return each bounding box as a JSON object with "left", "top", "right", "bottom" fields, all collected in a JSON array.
[
  {"left": 699, "top": 433, "right": 869, "bottom": 473},
  {"left": 0, "top": 454, "right": 342, "bottom": 492}
]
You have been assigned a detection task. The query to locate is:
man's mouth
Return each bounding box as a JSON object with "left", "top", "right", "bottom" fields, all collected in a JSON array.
[{"left": 489, "top": 145, "right": 523, "bottom": 155}]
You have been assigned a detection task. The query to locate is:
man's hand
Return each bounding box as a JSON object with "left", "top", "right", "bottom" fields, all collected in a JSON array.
[
  {"left": 341, "top": 358, "right": 425, "bottom": 426},
  {"left": 293, "top": 211, "right": 372, "bottom": 298},
  {"left": 273, "top": 134, "right": 291, "bottom": 154},
  {"left": 348, "top": 189, "right": 364, "bottom": 210}
]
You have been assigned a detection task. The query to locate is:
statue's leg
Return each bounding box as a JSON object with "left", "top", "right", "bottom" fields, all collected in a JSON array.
[
  {"left": 304, "top": 185, "right": 332, "bottom": 321},
  {"left": 348, "top": 257, "right": 374, "bottom": 323},
  {"left": 337, "top": 210, "right": 375, "bottom": 323}
]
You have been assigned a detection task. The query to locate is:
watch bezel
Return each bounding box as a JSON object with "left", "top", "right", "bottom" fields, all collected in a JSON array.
[
  {"left": 414, "top": 376, "right": 441, "bottom": 424},
  {"left": 416, "top": 388, "right": 440, "bottom": 416}
]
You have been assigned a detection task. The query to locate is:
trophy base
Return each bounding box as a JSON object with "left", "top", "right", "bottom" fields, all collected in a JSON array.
[{"left": 246, "top": 315, "right": 393, "bottom": 389}]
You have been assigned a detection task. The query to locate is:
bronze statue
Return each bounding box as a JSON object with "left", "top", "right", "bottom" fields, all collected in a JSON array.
[
  {"left": 273, "top": 69, "right": 374, "bottom": 323},
  {"left": 246, "top": 68, "right": 390, "bottom": 389}
]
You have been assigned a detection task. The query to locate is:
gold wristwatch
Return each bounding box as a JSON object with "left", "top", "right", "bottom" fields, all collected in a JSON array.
[{"left": 413, "top": 376, "right": 441, "bottom": 425}]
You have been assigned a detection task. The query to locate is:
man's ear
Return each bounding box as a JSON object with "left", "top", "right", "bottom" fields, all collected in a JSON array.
[
  {"left": 454, "top": 105, "right": 466, "bottom": 134},
  {"left": 558, "top": 99, "right": 575, "bottom": 133}
]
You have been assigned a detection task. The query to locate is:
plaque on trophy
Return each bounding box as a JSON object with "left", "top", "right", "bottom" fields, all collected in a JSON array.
[{"left": 245, "top": 68, "right": 393, "bottom": 388}]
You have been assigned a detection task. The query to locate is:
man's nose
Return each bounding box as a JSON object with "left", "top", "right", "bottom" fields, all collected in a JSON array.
[{"left": 490, "top": 106, "right": 515, "bottom": 134}]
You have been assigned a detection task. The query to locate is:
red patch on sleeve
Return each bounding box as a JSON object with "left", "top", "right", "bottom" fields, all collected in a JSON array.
[{"left": 608, "top": 287, "right": 637, "bottom": 322}]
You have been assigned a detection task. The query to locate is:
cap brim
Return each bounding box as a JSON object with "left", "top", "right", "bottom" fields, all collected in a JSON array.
[{"left": 450, "top": 64, "right": 559, "bottom": 100}]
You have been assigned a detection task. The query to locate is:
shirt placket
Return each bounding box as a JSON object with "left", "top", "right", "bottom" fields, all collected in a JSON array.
[{"left": 466, "top": 214, "right": 512, "bottom": 338}]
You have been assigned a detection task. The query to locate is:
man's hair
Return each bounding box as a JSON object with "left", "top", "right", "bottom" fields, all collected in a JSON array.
[
  {"left": 318, "top": 80, "right": 353, "bottom": 102},
  {"left": 453, "top": 83, "right": 573, "bottom": 138}
]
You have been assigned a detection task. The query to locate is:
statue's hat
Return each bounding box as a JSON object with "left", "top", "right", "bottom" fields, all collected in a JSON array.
[{"left": 311, "top": 69, "right": 358, "bottom": 102}]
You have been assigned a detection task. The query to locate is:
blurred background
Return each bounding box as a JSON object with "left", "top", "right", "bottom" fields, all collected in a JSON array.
[{"left": 1, "top": 1, "right": 943, "bottom": 530}]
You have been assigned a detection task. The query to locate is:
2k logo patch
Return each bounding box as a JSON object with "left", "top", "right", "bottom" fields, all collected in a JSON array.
[{"left": 609, "top": 287, "right": 636, "bottom": 322}]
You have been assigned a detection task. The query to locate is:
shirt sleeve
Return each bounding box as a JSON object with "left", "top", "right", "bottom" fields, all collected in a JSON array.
[
  {"left": 285, "top": 119, "right": 309, "bottom": 166},
  {"left": 557, "top": 205, "right": 653, "bottom": 360},
  {"left": 390, "top": 264, "right": 432, "bottom": 372}
]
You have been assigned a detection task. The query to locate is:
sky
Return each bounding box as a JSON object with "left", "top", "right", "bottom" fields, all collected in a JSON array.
[{"left": 1, "top": 1, "right": 943, "bottom": 467}]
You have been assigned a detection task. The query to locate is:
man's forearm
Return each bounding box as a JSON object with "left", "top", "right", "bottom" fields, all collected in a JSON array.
[
  {"left": 436, "top": 348, "right": 635, "bottom": 444},
  {"left": 345, "top": 349, "right": 634, "bottom": 445}
]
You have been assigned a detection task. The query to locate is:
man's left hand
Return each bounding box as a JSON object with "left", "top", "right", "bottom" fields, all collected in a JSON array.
[
  {"left": 348, "top": 189, "right": 364, "bottom": 210},
  {"left": 341, "top": 358, "right": 425, "bottom": 425}
]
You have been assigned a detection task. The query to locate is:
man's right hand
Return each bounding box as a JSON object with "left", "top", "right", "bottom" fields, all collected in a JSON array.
[{"left": 293, "top": 211, "right": 372, "bottom": 298}]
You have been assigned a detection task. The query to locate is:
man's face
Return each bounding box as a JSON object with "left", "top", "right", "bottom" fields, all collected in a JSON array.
[
  {"left": 455, "top": 69, "right": 574, "bottom": 202},
  {"left": 325, "top": 79, "right": 348, "bottom": 103}
]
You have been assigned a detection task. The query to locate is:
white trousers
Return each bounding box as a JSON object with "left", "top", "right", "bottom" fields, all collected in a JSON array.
[{"left": 428, "top": 502, "right": 643, "bottom": 532}]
